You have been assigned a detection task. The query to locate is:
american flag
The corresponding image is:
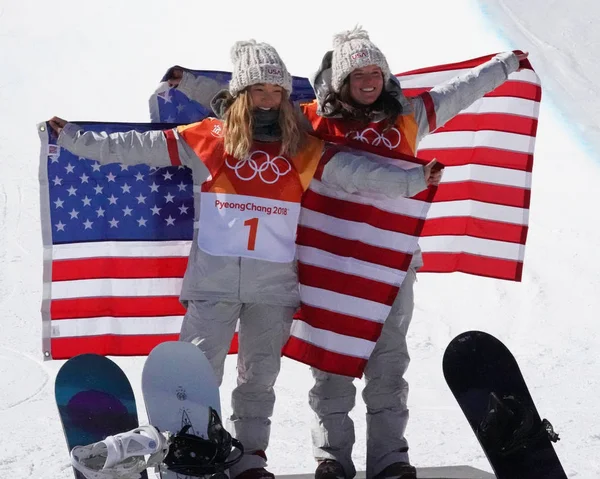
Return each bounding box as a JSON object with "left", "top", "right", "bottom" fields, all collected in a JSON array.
[
  {"left": 40, "top": 52, "right": 540, "bottom": 362},
  {"left": 284, "top": 146, "right": 435, "bottom": 377},
  {"left": 403, "top": 53, "right": 539, "bottom": 281},
  {"left": 40, "top": 123, "right": 193, "bottom": 359}
]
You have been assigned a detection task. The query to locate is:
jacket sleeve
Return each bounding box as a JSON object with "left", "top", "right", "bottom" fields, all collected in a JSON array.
[
  {"left": 320, "top": 151, "right": 427, "bottom": 198},
  {"left": 57, "top": 122, "right": 198, "bottom": 168},
  {"left": 411, "top": 51, "right": 520, "bottom": 143}
]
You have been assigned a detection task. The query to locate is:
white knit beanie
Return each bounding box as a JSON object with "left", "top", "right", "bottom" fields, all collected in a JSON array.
[
  {"left": 331, "top": 26, "right": 392, "bottom": 93},
  {"left": 228, "top": 40, "right": 293, "bottom": 97}
]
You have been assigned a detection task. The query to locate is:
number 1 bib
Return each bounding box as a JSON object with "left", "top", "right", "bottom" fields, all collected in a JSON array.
[
  {"left": 198, "top": 192, "right": 301, "bottom": 263},
  {"left": 172, "top": 120, "right": 325, "bottom": 263}
]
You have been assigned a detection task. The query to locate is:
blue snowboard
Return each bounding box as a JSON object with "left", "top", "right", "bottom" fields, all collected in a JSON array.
[{"left": 55, "top": 354, "right": 148, "bottom": 479}]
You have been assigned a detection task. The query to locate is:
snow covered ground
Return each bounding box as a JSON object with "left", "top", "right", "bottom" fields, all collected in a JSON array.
[{"left": 1, "top": 0, "right": 599, "bottom": 477}]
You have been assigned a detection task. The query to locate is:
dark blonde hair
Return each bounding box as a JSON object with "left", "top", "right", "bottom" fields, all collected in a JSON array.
[{"left": 223, "top": 89, "right": 305, "bottom": 159}]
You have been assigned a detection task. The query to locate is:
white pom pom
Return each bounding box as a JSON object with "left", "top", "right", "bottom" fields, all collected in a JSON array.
[
  {"left": 332, "top": 25, "right": 370, "bottom": 48},
  {"left": 231, "top": 40, "right": 257, "bottom": 63}
]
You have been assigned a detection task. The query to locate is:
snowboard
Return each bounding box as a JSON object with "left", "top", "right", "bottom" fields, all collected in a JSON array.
[
  {"left": 55, "top": 354, "right": 148, "bottom": 479},
  {"left": 142, "top": 341, "right": 221, "bottom": 479},
  {"left": 443, "top": 331, "right": 566, "bottom": 479}
]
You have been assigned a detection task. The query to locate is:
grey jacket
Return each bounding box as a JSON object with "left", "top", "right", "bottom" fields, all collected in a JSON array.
[{"left": 58, "top": 121, "right": 427, "bottom": 306}]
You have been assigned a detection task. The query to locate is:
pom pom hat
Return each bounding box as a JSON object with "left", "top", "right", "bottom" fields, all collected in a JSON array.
[
  {"left": 331, "top": 26, "right": 392, "bottom": 93},
  {"left": 228, "top": 40, "right": 293, "bottom": 97}
]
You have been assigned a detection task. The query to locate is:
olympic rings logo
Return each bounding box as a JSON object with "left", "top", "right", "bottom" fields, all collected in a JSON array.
[
  {"left": 225, "top": 150, "right": 292, "bottom": 184},
  {"left": 346, "top": 127, "right": 402, "bottom": 150}
]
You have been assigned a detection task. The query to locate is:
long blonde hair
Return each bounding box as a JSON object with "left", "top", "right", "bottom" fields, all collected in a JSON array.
[{"left": 223, "top": 89, "right": 305, "bottom": 160}]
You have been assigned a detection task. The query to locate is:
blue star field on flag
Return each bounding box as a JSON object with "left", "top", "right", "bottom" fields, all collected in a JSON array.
[{"left": 47, "top": 123, "right": 194, "bottom": 244}]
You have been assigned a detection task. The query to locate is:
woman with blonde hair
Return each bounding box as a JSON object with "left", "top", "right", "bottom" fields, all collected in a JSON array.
[{"left": 48, "top": 39, "right": 438, "bottom": 479}]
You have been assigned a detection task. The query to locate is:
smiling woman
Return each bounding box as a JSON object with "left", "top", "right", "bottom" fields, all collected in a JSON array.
[
  {"left": 44, "top": 39, "right": 320, "bottom": 479},
  {"left": 214, "top": 81, "right": 303, "bottom": 162},
  {"left": 248, "top": 84, "right": 284, "bottom": 110},
  {"left": 296, "top": 25, "right": 525, "bottom": 479},
  {"left": 348, "top": 66, "right": 384, "bottom": 105}
]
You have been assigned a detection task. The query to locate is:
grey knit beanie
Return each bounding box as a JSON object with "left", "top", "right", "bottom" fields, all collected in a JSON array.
[
  {"left": 228, "top": 40, "right": 293, "bottom": 97},
  {"left": 331, "top": 26, "right": 392, "bottom": 93}
]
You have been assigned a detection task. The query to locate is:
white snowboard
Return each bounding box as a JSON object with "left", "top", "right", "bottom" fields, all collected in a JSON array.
[{"left": 142, "top": 341, "right": 221, "bottom": 479}]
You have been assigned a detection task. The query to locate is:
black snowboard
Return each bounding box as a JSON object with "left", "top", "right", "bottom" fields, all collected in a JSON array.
[{"left": 442, "top": 331, "right": 566, "bottom": 479}]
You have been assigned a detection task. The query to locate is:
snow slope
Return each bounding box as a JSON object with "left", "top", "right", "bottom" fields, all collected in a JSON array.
[
  {"left": 1, "top": 0, "right": 599, "bottom": 477},
  {"left": 480, "top": 0, "right": 600, "bottom": 155}
]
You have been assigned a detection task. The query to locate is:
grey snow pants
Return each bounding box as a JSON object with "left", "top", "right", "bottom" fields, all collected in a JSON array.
[
  {"left": 309, "top": 268, "right": 417, "bottom": 479},
  {"left": 180, "top": 300, "right": 295, "bottom": 477}
]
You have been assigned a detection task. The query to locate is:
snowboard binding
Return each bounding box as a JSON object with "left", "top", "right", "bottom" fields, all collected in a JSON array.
[
  {"left": 477, "top": 392, "right": 560, "bottom": 457},
  {"left": 70, "top": 425, "right": 169, "bottom": 479},
  {"left": 162, "top": 407, "right": 244, "bottom": 478},
  {"left": 70, "top": 408, "right": 243, "bottom": 479}
]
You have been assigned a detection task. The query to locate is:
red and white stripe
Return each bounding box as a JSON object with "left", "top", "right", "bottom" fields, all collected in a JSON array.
[
  {"left": 285, "top": 149, "right": 435, "bottom": 377},
  {"left": 285, "top": 53, "right": 541, "bottom": 377},
  {"left": 409, "top": 56, "right": 540, "bottom": 280},
  {"left": 47, "top": 241, "right": 189, "bottom": 358}
]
